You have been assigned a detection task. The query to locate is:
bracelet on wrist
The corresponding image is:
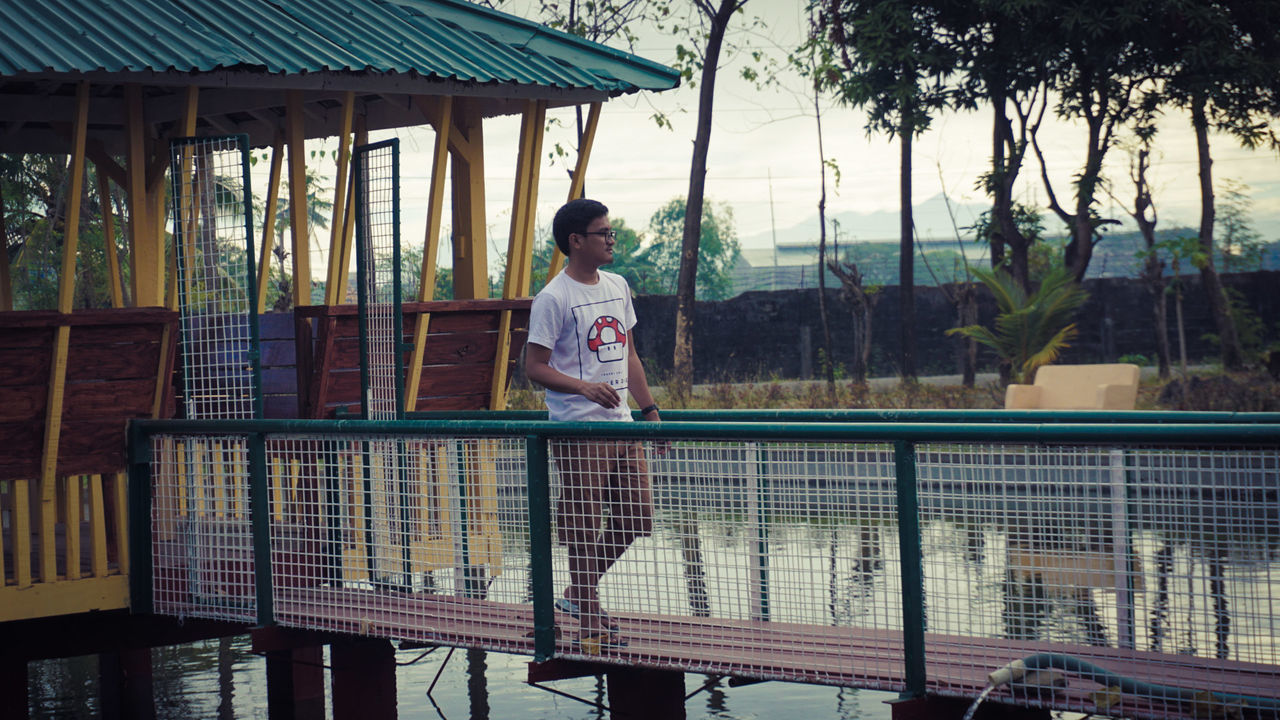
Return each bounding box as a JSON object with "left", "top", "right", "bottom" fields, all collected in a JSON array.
[{"left": 639, "top": 404, "right": 659, "bottom": 417}]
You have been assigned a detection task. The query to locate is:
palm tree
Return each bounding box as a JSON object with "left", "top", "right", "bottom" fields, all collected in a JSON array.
[{"left": 948, "top": 266, "right": 1088, "bottom": 384}]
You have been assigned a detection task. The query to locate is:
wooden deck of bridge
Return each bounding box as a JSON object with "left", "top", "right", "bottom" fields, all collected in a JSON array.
[{"left": 271, "top": 587, "right": 1280, "bottom": 720}]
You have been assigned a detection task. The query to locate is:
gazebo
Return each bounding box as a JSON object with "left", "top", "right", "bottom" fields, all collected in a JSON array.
[{"left": 0, "top": 1, "right": 677, "bottom": 714}]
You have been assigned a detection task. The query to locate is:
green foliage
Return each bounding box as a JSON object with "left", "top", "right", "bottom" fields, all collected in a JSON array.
[
  {"left": 647, "top": 197, "right": 741, "bottom": 300},
  {"left": 807, "top": 0, "right": 961, "bottom": 139},
  {"left": 1216, "top": 178, "right": 1264, "bottom": 273},
  {"left": 1202, "top": 287, "right": 1271, "bottom": 365},
  {"left": 2, "top": 155, "right": 122, "bottom": 310},
  {"left": 947, "top": 266, "right": 1089, "bottom": 384}
]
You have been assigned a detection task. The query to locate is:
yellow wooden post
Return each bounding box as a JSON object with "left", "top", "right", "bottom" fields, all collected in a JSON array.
[
  {"left": 14, "top": 479, "right": 31, "bottom": 587},
  {"left": 126, "top": 84, "right": 161, "bottom": 307},
  {"left": 89, "top": 474, "right": 108, "bottom": 577},
  {"left": 0, "top": 187, "right": 12, "bottom": 310},
  {"left": 547, "top": 102, "right": 602, "bottom": 281},
  {"left": 489, "top": 100, "right": 545, "bottom": 410},
  {"left": 39, "top": 81, "right": 90, "bottom": 583},
  {"left": 335, "top": 118, "right": 368, "bottom": 305},
  {"left": 403, "top": 95, "right": 453, "bottom": 412},
  {"left": 98, "top": 171, "right": 124, "bottom": 308},
  {"left": 64, "top": 476, "right": 82, "bottom": 581},
  {"left": 113, "top": 471, "right": 128, "bottom": 575},
  {"left": 256, "top": 132, "right": 285, "bottom": 311},
  {"left": 449, "top": 101, "right": 488, "bottom": 299},
  {"left": 286, "top": 90, "right": 311, "bottom": 308},
  {"left": 325, "top": 92, "right": 355, "bottom": 306}
]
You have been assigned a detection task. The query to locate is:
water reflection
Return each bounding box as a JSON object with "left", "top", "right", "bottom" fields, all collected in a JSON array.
[{"left": 30, "top": 641, "right": 888, "bottom": 719}]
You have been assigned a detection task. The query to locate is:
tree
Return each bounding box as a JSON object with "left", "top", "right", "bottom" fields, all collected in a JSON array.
[
  {"left": 1113, "top": 114, "right": 1173, "bottom": 379},
  {"left": 1029, "top": 0, "right": 1158, "bottom": 283},
  {"left": 648, "top": 198, "right": 740, "bottom": 300},
  {"left": 258, "top": 167, "right": 331, "bottom": 310},
  {"left": 667, "top": 0, "right": 752, "bottom": 399},
  {"left": 810, "top": 0, "right": 960, "bottom": 381},
  {"left": 944, "top": 0, "right": 1058, "bottom": 294},
  {"left": 827, "top": 232, "right": 881, "bottom": 385},
  {"left": 948, "top": 266, "right": 1089, "bottom": 384},
  {"left": 2, "top": 154, "right": 118, "bottom": 310},
  {"left": 1160, "top": 0, "right": 1280, "bottom": 370}
]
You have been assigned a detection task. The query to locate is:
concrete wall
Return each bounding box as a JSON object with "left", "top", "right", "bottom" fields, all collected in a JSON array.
[{"left": 629, "top": 270, "right": 1280, "bottom": 383}]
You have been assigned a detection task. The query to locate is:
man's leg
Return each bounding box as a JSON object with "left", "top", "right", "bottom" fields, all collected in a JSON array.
[
  {"left": 595, "top": 442, "right": 654, "bottom": 594},
  {"left": 556, "top": 440, "right": 610, "bottom": 633}
]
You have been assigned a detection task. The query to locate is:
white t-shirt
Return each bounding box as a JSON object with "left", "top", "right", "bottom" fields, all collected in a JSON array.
[{"left": 528, "top": 270, "right": 637, "bottom": 422}]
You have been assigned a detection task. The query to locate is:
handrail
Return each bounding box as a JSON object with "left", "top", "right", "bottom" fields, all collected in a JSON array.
[
  {"left": 406, "top": 408, "right": 1280, "bottom": 424},
  {"left": 131, "top": 417, "right": 1280, "bottom": 445}
]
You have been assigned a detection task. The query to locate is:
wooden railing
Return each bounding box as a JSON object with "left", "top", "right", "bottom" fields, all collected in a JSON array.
[{"left": 0, "top": 308, "right": 176, "bottom": 621}]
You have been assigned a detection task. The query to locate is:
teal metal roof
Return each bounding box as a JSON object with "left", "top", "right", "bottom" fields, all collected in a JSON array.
[{"left": 0, "top": 0, "right": 679, "bottom": 95}]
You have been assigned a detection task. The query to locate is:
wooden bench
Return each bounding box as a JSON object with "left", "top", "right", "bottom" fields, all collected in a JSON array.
[
  {"left": 1005, "top": 363, "right": 1141, "bottom": 411},
  {"left": 294, "top": 299, "right": 531, "bottom": 418}
]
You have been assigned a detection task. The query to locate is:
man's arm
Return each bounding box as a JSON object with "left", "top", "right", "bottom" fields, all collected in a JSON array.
[
  {"left": 627, "top": 340, "right": 660, "bottom": 421},
  {"left": 525, "top": 342, "right": 622, "bottom": 409}
]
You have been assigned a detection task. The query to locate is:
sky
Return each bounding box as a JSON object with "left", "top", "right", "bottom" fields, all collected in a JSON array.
[{"left": 314, "top": 0, "right": 1280, "bottom": 277}]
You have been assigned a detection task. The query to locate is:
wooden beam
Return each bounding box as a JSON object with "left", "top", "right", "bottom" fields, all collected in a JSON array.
[
  {"left": 403, "top": 95, "right": 453, "bottom": 412},
  {"left": 548, "top": 102, "right": 601, "bottom": 282},
  {"left": 126, "top": 84, "right": 160, "bottom": 307},
  {"left": 449, "top": 101, "right": 487, "bottom": 300},
  {"left": 334, "top": 117, "right": 367, "bottom": 305},
  {"left": 89, "top": 474, "right": 109, "bottom": 577},
  {"left": 324, "top": 91, "right": 355, "bottom": 306},
  {"left": 517, "top": 101, "right": 547, "bottom": 297},
  {"left": 256, "top": 131, "right": 285, "bottom": 312},
  {"left": 85, "top": 140, "right": 127, "bottom": 188},
  {"left": 286, "top": 90, "right": 311, "bottom": 308},
  {"left": 490, "top": 101, "right": 545, "bottom": 410},
  {"left": 38, "top": 82, "right": 91, "bottom": 582}
]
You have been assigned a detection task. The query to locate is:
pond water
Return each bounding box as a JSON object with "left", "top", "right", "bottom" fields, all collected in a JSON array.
[{"left": 29, "top": 639, "right": 896, "bottom": 719}]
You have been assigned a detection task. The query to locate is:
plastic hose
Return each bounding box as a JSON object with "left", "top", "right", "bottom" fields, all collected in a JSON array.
[{"left": 986, "top": 653, "right": 1280, "bottom": 713}]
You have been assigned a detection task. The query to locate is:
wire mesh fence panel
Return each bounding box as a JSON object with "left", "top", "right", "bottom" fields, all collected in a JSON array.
[
  {"left": 267, "top": 434, "right": 532, "bottom": 654},
  {"left": 169, "top": 135, "right": 259, "bottom": 420},
  {"left": 150, "top": 433, "right": 256, "bottom": 622},
  {"left": 353, "top": 139, "right": 402, "bottom": 420},
  {"left": 548, "top": 437, "right": 905, "bottom": 690},
  {"left": 916, "top": 442, "right": 1280, "bottom": 719}
]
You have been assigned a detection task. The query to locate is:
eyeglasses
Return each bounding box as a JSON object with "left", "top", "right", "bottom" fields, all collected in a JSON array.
[{"left": 581, "top": 229, "right": 617, "bottom": 240}]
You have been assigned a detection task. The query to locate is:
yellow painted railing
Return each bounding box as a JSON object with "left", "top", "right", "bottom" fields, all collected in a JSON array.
[{"left": 1, "top": 473, "right": 130, "bottom": 622}]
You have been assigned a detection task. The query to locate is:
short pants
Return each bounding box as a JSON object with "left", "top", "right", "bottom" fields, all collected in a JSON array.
[{"left": 552, "top": 439, "right": 653, "bottom": 545}]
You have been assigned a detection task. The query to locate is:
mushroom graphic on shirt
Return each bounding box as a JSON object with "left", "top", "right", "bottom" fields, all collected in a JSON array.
[{"left": 586, "top": 315, "right": 627, "bottom": 363}]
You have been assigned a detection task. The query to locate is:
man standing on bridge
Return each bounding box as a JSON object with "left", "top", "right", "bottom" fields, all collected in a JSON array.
[{"left": 525, "top": 197, "right": 662, "bottom": 652}]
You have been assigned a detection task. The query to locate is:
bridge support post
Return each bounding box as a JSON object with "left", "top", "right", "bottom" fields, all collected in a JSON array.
[
  {"left": 99, "top": 647, "right": 155, "bottom": 720},
  {"left": 606, "top": 667, "right": 685, "bottom": 720},
  {"left": 1, "top": 655, "right": 27, "bottom": 720},
  {"left": 331, "top": 638, "right": 397, "bottom": 719},
  {"left": 266, "top": 646, "right": 326, "bottom": 720}
]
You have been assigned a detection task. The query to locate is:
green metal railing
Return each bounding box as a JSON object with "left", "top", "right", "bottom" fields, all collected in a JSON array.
[{"left": 129, "top": 414, "right": 1280, "bottom": 704}]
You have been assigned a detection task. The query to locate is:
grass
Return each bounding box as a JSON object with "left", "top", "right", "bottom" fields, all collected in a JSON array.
[{"left": 506, "top": 368, "right": 1280, "bottom": 413}]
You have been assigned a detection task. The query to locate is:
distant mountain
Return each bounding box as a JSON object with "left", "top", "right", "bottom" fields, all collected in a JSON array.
[
  {"left": 739, "top": 194, "right": 987, "bottom": 249},
  {"left": 740, "top": 194, "right": 1280, "bottom": 250}
]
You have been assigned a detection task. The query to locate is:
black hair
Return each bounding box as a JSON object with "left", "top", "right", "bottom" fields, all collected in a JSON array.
[{"left": 551, "top": 198, "right": 608, "bottom": 256}]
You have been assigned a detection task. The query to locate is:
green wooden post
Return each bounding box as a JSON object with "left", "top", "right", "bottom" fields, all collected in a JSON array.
[
  {"left": 894, "top": 440, "right": 925, "bottom": 698},
  {"left": 127, "top": 421, "right": 154, "bottom": 615},
  {"left": 526, "top": 434, "right": 555, "bottom": 661},
  {"left": 249, "top": 432, "right": 274, "bottom": 625}
]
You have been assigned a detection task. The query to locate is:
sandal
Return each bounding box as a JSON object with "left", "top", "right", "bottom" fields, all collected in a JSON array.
[
  {"left": 554, "top": 597, "right": 620, "bottom": 632},
  {"left": 573, "top": 630, "right": 628, "bottom": 655}
]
